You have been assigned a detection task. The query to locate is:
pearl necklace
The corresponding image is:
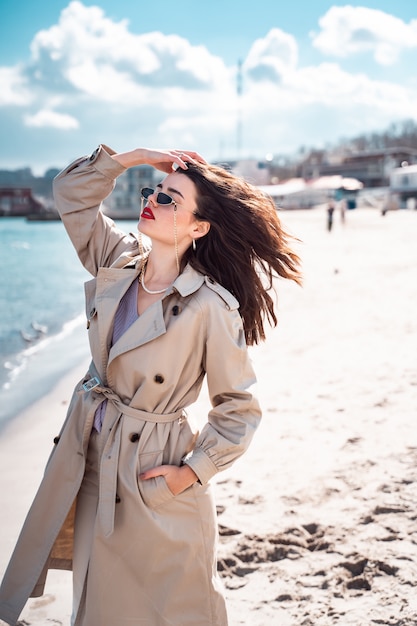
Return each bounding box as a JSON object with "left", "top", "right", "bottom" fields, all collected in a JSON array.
[
  {"left": 140, "top": 273, "right": 167, "bottom": 295},
  {"left": 140, "top": 262, "right": 169, "bottom": 295}
]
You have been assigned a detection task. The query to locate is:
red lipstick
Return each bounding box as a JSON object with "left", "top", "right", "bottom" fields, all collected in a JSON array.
[{"left": 141, "top": 206, "right": 155, "bottom": 219}]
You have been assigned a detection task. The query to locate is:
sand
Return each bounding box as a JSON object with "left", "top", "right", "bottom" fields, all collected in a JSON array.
[{"left": 1, "top": 206, "right": 417, "bottom": 625}]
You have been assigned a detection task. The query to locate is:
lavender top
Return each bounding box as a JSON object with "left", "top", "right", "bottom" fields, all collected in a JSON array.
[{"left": 93, "top": 277, "right": 139, "bottom": 432}]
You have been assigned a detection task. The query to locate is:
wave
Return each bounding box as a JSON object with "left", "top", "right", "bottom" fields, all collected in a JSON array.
[
  {"left": 0, "top": 313, "right": 90, "bottom": 430},
  {"left": 2, "top": 313, "right": 86, "bottom": 390}
]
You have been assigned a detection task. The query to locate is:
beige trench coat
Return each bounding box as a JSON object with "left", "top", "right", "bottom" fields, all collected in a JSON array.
[{"left": 0, "top": 145, "right": 261, "bottom": 626}]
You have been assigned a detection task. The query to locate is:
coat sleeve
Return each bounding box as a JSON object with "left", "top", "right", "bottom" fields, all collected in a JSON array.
[
  {"left": 184, "top": 290, "right": 262, "bottom": 484},
  {"left": 53, "top": 144, "right": 138, "bottom": 275}
]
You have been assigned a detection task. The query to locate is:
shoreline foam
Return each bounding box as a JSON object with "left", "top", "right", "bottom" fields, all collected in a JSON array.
[{"left": 0, "top": 315, "right": 90, "bottom": 431}]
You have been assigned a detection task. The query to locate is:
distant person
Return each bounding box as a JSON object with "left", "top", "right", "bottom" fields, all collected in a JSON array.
[
  {"left": 327, "top": 199, "right": 335, "bottom": 232},
  {"left": 340, "top": 199, "right": 346, "bottom": 225},
  {"left": 0, "top": 144, "right": 302, "bottom": 626}
]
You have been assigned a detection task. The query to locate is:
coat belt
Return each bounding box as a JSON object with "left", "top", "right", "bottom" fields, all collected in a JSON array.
[{"left": 83, "top": 367, "right": 185, "bottom": 537}]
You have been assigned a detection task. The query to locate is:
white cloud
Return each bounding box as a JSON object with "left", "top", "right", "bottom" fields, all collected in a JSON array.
[
  {"left": 311, "top": 6, "right": 417, "bottom": 65},
  {"left": 286, "top": 62, "right": 412, "bottom": 112},
  {"left": 244, "top": 28, "right": 298, "bottom": 81},
  {"left": 0, "top": 66, "right": 33, "bottom": 105},
  {"left": 29, "top": 0, "right": 229, "bottom": 95},
  {"left": 65, "top": 61, "right": 150, "bottom": 102},
  {"left": 24, "top": 109, "right": 79, "bottom": 129},
  {"left": 239, "top": 60, "right": 416, "bottom": 154}
]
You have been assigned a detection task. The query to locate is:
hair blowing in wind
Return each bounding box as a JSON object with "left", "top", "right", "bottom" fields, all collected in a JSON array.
[{"left": 178, "top": 162, "right": 302, "bottom": 346}]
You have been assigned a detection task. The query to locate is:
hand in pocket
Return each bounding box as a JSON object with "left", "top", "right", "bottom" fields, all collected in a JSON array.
[{"left": 139, "top": 464, "right": 198, "bottom": 496}]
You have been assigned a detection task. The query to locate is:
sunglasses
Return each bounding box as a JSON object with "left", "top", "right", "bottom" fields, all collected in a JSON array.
[{"left": 140, "top": 187, "right": 176, "bottom": 207}]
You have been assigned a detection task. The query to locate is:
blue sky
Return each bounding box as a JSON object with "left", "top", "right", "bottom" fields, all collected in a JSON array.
[{"left": 1, "top": 0, "right": 416, "bottom": 173}]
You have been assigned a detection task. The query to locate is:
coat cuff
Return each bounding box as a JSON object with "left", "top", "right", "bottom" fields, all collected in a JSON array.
[
  {"left": 88, "top": 144, "right": 126, "bottom": 180},
  {"left": 184, "top": 448, "right": 219, "bottom": 485}
]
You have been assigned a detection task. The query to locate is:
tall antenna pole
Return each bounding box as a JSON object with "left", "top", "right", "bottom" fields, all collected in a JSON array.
[{"left": 236, "top": 59, "right": 243, "bottom": 159}]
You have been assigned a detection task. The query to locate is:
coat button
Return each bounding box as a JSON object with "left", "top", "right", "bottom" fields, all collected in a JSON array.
[
  {"left": 171, "top": 305, "right": 180, "bottom": 316},
  {"left": 115, "top": 494, "right": 121, "bottom": 503},
  {"left": 154, "top": 374, "right": 164, "bottom": 384},
  {"left": 53, "top": 436, "right": 60, "bottom": 445},
  {"left": 130, "top": 433, "right": 140, "bottom": 442}
]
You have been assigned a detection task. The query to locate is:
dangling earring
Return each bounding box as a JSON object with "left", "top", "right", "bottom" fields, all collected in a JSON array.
[{"left": 192, "top": 239, "right": 196, "bottom": 252}]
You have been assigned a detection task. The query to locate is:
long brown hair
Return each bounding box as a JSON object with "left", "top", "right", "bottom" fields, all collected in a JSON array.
[{"left": 177, "top": 162, "right": 302, "bottom": 346}]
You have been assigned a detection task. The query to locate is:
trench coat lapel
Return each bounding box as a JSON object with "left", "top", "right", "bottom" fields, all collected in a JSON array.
[{"left": 107, "top": 300, "right": 166, "bottom": 366}]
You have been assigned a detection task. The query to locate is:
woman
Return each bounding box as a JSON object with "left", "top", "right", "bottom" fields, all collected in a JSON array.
[{"left": 0, "top": 144, "right": 301, "bottom": 626}]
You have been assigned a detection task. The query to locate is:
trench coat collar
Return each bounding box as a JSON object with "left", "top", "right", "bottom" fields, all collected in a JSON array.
[{"left": 170, "top": 263, "right": 205, "bottom": 297}]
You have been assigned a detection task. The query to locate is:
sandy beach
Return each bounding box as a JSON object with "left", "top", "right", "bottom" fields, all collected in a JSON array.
[{"left": 1, "top": 206, "right": 417, "bottom": 625}]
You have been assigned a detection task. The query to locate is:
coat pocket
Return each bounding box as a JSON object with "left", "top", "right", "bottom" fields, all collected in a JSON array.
[{"left": 137, "top": 450, "right": 175, "bottom": 510}]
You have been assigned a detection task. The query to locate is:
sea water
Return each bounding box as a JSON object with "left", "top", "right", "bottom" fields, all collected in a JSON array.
[{"left": 0, "top": 217, "right": 138, "bottom": 431}]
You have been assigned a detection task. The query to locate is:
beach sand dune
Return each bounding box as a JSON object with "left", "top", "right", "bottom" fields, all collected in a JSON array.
[{"left": 1, "top": 207, "right": 417, "bottom": 625}]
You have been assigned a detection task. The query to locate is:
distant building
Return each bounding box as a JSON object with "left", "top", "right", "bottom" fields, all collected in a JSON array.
[
  {"left": 0, "top": 168, "right": 57, "bottom": 199},
  {"left": 0, "top": 188, "right": 45, "bottom": 217},
  {"left": 297, "top": 147, "right": 417, "bottom": 188},
  {"left": 104, "top": 165, "right": 155, "bottom": 219},
  {"left": 387, "top": 164, "right": 417, "bottom": 210},
  {"left": 228, "top": 159, "right": 270, "bottom": 185},
  {"left": 258, "top": 175, "right": 363, "bottom": 210}
]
